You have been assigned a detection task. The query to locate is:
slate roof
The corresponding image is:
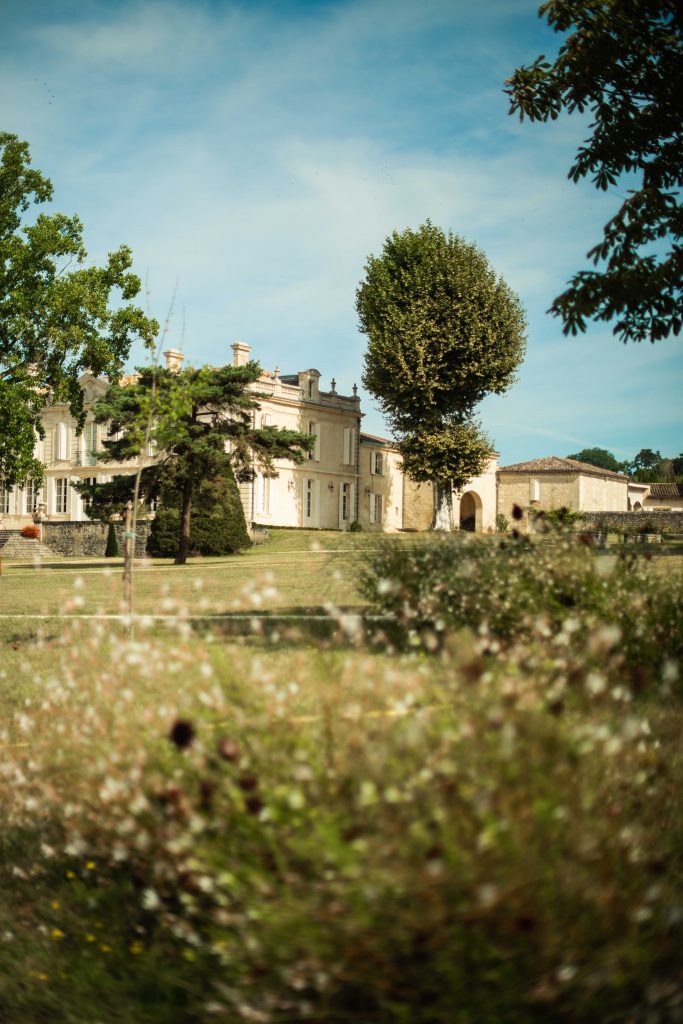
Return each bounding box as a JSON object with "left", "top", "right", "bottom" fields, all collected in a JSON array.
[
  {"left": 498, "top": 456, "right": 626, "bottom": 481},
  {"left": 649, "top": 483, "right": 683, "bottom": 498}
]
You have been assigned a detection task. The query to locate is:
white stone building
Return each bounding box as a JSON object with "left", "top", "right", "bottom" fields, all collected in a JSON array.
[{"left": 1, "top": 341, "right": 504, "bottom": 535}]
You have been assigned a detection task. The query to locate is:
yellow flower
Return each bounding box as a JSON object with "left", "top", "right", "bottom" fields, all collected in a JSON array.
[
  {"left": 51, "top": 928, "right": 65, "bottom": 941},
  {"left": 129, "top": 941, "right": 143, "bottom": 955},
  {"left": 99, "top": 943, "right": 112, "bottom": 953},
  {"left": 85, "top": 934, "right": 97, "bottom": 943},
  {"left": 85, "top": 861, "right": 96, "bottom": 871},
  {"left": 65, "top": 870, "right": 76, "bottom": 879},
  {"left": 51, "top": 900, "right": 60, "bottom": 910}
]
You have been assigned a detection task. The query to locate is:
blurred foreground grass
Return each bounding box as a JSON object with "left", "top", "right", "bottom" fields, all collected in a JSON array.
[{"left": 0, "top": 530, "right": 682, "bottom": 1022}]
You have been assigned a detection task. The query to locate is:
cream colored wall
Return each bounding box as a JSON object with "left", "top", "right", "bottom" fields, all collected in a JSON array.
[
  {"left": 454, "top": 456, "right": 498, "bottom": 532},
  {"left": 246, "top": 382, "right": 360, "bottom": 530},
  {"left": 645, "top": 495, "right": 683, "bottom": 512},
  {"left": 497, "top": 473, "right": 580, "bottom": 532},
  {"left": 497, "top": 471, "right": 626, "bottom": 531},
  {"left": 578, "top": 474, "right": 627, "bottom": 512},
  {"left": 358, "top": 444, "right": 403, "bottom": 532}
]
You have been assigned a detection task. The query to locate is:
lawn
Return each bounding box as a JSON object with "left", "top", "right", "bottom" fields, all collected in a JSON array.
[{"left": 1, "top": 529, "right": 682, "bottom": 1022}]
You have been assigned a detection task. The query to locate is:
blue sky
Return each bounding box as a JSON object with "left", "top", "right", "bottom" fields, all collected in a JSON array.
[{"left": 2, "top": 0, "right": 680, "bottom": 465}]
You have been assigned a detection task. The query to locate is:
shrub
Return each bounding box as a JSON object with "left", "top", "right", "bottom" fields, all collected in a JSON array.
[
  {"left": 359, "top": 533, "right": 683, "bottom": 691},
  {"left": 495, "top": 512, "right": 509, "bottom": 533},
  {"left": 541, "top": 505, "right": 580, "bottom": 530},
  {"left": 19, "top": 524, "right": 39, "bottom": 539},
  {"left": 147, "top": 465, "right": 250, "bottom": 558},
  {"left": 349, "top": 520, "right": 363, "bottom": 532},
  {"left": 104, "top": 521, "right": 120, "bottom": 557}
]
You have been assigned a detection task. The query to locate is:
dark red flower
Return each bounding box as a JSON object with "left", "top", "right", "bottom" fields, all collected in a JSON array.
[{"left": 169, "top": 719, "right": 195, "bottom": 750}]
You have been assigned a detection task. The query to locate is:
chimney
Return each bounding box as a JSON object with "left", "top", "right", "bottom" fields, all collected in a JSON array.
[
  {"left": 231, "top": 341, "right": 252, "bottom": 367},
  {"left": 164, "top": 349, "right": 184, "bottom": 373}
]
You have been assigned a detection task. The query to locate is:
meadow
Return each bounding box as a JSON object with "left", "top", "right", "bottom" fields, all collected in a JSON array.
[{"left": 1, "top": 530, "right": 682, "bottom": 1022}]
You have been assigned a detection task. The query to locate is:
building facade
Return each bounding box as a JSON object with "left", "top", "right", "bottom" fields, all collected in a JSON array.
[
  {"left": 1, "top": 341, "right": 508, "bottom": 536},
  {"left": 496, "top": 456, "right": 628, "bottom": 531}
]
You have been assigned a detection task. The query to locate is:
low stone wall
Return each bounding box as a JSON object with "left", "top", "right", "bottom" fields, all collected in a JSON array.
[
  {"left": 41, "top": 521, "right": 152, "bottom": 557},
  {"left": 578, "top": 510, "right": 683, "bottom": 533}
]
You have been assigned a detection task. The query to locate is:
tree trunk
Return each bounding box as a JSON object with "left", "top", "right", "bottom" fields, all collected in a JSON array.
[
  {"left": 176, "top": 478, "right": 193, "bottom": 565},
  {"left": 432, "top": 479, "right": 454, "bottom": 531}
]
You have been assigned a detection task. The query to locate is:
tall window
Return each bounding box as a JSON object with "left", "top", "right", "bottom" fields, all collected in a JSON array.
[
  {"left": 55, "top": 478, "right": 68, "bottom": 515},
  {"left": 371, "top": 450, "right": 384, "bottom": 476},
  {"left": 0, "top": 482, "right": 10, "bottom": 515},
  {"left": 370, "top": 493, "right": 383, "bottom": 525},
  {"left": 341, "top": 483, "right": 350, "bottom": 522},
  {"left": 24, "top": 479, "right": 37, "bottom": 514},
  {"left": 307, "top": 421, "right": 320, "bottom": 461},
  {"left": 342, "top": 427, "right": 354, "bottom": 466},
  {"left": 256, "top": 474, "right": 270, "bottom": 515},
  {"left": 86, "top": 421, "right": 98, "bottom": 466},
  {"left": 306, "top": 479, "right": 313, "bottom": 519}
]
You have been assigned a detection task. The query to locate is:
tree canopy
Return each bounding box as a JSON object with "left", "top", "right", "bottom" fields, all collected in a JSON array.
[
  {"left": 80, "top": 361, "right": 312, "bottom": 563},
  {"left": 506, "top": 0, "right": 682, "bottom": 343},
  {"left": 0, "top": 132, "right": 157, "bottom": 487},
  {"left": 357, "top": 222, "right": 526, "bottom": 529},
  {"left": 566, "top": 447, "right": 628, "bottom": 473}
]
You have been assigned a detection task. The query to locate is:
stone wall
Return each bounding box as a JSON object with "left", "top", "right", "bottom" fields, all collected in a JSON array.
[
  {"left": 578, "top": 510, "right": 683, "bottom": 533},
  {"left": 402, "top": 478, "right": 433, "bottom": 531},
  {"left": 42, "top": 521, "right": 152, "bottom": 557}
]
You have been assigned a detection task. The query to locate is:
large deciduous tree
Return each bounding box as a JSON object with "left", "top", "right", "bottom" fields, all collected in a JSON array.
[
  {"left": 357, "top": 222, "right": 526, "bottom": 530},
  {"left": 506, "top": 1, "right": 682, "bottom": 343},
  {"left": 566, "top": 447, "right": 628, "bottom": 473},
  {"left": 0, "top": 132, "right": 157, "bottom": 487},
  {"left": 79, "top": 361, "right": 313, "bottom": 564}
]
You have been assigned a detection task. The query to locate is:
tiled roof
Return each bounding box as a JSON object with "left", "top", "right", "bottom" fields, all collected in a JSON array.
[
  {"left": 360, "top": 432, "right": 396, "bottom": 448},
  {"left": 649, "top": 483, "right": 683, "bottom": 498},
  {"left": 498, "top": 456, "right": 626, "bottom": 480}
]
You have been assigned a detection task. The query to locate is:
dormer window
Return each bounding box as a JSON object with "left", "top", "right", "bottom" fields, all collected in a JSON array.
[{"left": 308, "top": 379, "right": 313, "bottom": 398}]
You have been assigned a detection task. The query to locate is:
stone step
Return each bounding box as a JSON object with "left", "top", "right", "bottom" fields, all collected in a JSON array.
[{"left": 0, "top": 531, "right": 63, "bottom": 561}]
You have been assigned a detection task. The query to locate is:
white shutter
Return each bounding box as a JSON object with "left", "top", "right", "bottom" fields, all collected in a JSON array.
[
  {"left": 56, "top": 422, "right": 68, "bottom": 461},
  {"left": 369, "top": 493, "right": 376, "bottom": 524},
  {"left": 350, "top": 484, "right": 355, "bottom": 525},
  {"left": 315, "top": 480, "right": 321, "bottom": 527},
  {"left": 338, "top": 482, "right": 344, "bottom": 527},
  {"left": 343, "top": 427, "right": 354, "bottom": 466},
  {"left": 314, "top": 423, "right": 321, "bottom": 462},
  {"left": 530, "top": 479, "right": 540, "bottom": 502}
]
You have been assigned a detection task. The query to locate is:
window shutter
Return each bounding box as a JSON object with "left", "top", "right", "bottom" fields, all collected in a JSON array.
[
  {"left": 56, "top": 423, "right": 68, "bottom": 461},
  {"left": 530, "top": 479, "right": 540, "bottom": 502},
  {"left": 315, "top": 480, "right": 321, "bottom": 527},
  {"left": 369, "top": 493, "right": 376, "bottom": 524}
]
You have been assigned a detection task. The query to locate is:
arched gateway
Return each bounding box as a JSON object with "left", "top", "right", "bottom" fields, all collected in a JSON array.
[{"left": 459, "top": 490, "right": 483, "bottom": 532}]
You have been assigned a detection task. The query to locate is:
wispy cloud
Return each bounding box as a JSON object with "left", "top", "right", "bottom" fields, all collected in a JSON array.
[{"left": 1, "top": 0, "right": 680, "bottom": 462}]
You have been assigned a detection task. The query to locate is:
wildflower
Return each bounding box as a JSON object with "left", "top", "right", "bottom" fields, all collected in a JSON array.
[
  {"left": 129, "top": 941, "right": 143, "bottom": 955},
  {"left": 169, "top": 719, "right": 195, "bottom": 750},
  {"left": 51, "top": 928, "right": 65, "bottom": 941},
  {"left": 511, "top": 504, "right": 523, "bottom": 521},
  {"left": 142, "top": 888, "right": 160, "bottom": 911}
]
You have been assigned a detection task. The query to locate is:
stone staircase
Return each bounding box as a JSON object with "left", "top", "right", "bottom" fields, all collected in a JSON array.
[{"left": 0, "top": 530, "right": 63, "bottom": 561}]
